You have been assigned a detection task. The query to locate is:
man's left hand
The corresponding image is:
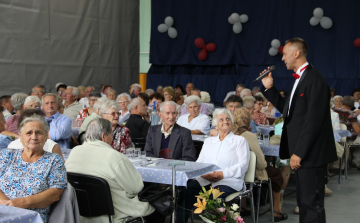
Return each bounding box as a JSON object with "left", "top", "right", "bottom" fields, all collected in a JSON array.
[
  {"left": 290, "top": 154, "right": 302, "bottom": 170},
  {"left": 201, "top": 171, "right": 224, "bottom": 182}
]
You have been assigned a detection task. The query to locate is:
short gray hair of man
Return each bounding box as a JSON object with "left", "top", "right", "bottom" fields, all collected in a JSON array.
[
  {"left": 243, "top": 98, "right": 255, "bottom": 109},
  {"left": 66, "top": 86, "right": 79, "bottom": 97},
  {"left": 145, "top": 89, "right": 155, "bottom": 95},
  {"left": 255, "top": 92, "right": 267, "bottom": 100},
  {"left": 131, "top": 83, "right": 142, "bottom": 92},
  {"left": 184, "top": 95, "right": 202, "bottom": 107},
  {"left": 99, "top": 100, "right": 120, "bottom": 116},
  {"left": 11, "top": 93, "right": 28, "bottom": 111},
  {"left": 32, "top": 85, "right": 46, "bottom": 93},
  {"left": 106, "top": 88, "right": 116, "bottom": 95},
  {"left": 93, "top": 97, "right": 109, "bottom": 113},
  {"left": 252, "top": 86, "right": 261, "bottom": 94},
  {"left": 24, "top": 96, "right": 41, "bottom": 107},
  {"left": 240, "top": 88, "right": 252, "bottom": 98},
  {"left": 342, "top": 96, "right": 354, "bottom": 108},
  {"left": 41, "top": 93, "right": 59, "bottom": 105},
  {"left": 212, "top": 108, "right": 234, "bottom": 127},
  {"left": 88, "top": 91, "right": 102, "bottom": 98},
  {"left": 127, "top": 98, "right": 141, "bottom": 112},
  {"left": 160, "top": 101, "right": 177, "bottom": 112},
  {"left": 84, "top": 118, "right": 112, "bottom": 142},
  {"left": 116, "top": 93, "right": 131, "bottom": 103},
  {"left": 19, "top": 114, "right": 49, "bottom": 134}
]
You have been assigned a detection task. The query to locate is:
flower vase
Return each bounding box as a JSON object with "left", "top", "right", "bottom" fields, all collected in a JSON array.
[{"left": 199, "top": 215, "right": 215, "bottom": 223}]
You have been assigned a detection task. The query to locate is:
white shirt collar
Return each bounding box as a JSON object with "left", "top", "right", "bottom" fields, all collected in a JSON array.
[
  {"left": 212, "top": 131, "right": 234, "bottom": 143},
  {"left": 161, "top": 124, "right": 175, "bottom": 139},
  {"left": 295, "top": 62, "right": 309, "bottom": 78}
]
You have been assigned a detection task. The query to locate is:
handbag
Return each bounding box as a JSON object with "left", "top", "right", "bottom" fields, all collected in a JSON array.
[{"left": 138, "top": 185, "right": 174, "bottom": 216}]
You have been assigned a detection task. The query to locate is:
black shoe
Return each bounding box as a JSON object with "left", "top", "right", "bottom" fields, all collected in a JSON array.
[
  {"left": 240, "top": 207, "right": 251, "bottom": 216},
  {"left": 274, "top": 211, "right": 288, "bottom": 222}
]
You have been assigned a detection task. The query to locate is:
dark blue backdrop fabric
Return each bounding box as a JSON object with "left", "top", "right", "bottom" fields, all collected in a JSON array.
[{"left": 147, "top": 0, "right": 360, "bottom": 105}]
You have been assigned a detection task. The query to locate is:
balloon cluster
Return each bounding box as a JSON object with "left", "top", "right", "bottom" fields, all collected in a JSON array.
[
  {"left": 309, "top": 8, "right": 333, "bottom": 29},
  {"left": 157, "top": 16, "right": 178, "bottom": 38},
  {"left": 194, "top": 38, "right": 216, "bottom": 61},
  {"left": 269, "top": 39, "right": 283, "bottom": 56},
  {"left": 228, "top": 13, "right": 249, "bottom": 34},
  {"left": 355, "top": 38, "right": 360, "bottom": 48}
]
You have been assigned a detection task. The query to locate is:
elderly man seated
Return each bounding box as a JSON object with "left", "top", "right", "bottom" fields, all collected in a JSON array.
[
  {"left": 0, "top": 105, "right": 12, "bottom": 149},
  {"left": 66, "top": 118, "right": 164, "bottom": 223},
  {"left": 63, "top": 86, "right": 84, "bottom": 122},
  {"left": 222, "top": 83, "right": 245, "bottom": 106},
  {"left": 177, "top": 95, "right": 210, "bottom": 135},
  {"left": 42, "top": 93, "right": 72, "bottom": 148},
  {"left": 145, "top": 101, "right": 196, "bottom": 161},
  {"left": 180, "top": 89, "right": 208, "bottom": 116},
  {"left": 184, "top": 82, "right": 195, "bottom": 100},
  {"left": 130, "top": 83, "right": 142, "bottom": 99},
  {"left": 30, "top": 85, "right": 46, "bottom": 99},
  {"left": 125, "top": 98, "right": 150, "bottom": 138}
]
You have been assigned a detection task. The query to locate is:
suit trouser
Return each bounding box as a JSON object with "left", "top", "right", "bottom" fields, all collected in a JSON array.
[{"left": 295, "top": 165, "right": 327, "bottom": 223}]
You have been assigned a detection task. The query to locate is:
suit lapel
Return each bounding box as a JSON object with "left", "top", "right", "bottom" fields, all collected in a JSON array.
[
  {"left": 168, "top": 124, "right": 180, "bottom": 156},
  {"left": 154, "top": 125, "right": 162, "bottom": 156}
]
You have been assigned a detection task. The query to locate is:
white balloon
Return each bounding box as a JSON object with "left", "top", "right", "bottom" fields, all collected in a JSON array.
[
  {"left": 233, "top": 23, "right": 242, "bottom": 34},
  {"left": 228, "top": 16, "right": 234, "bottom": 24},
  {"left": 271, "top": 39, "right": 281, "bottom": 49},
  {"left": 269, "top": 47, "right": 278, "bottom": 56},
  {"left": 164, "top": 16, "right": 174, "bottom": 27},
  {"left": 239, "top": 14, "right": 248, "bottom": 23},
  {"left": 309, "top": 17, "right": 320, "bottom": 26},
  {"left": 320, "top": 16, "right": 333, "bottom": 29},
  {"left": 313, "top": 7, "right": 324, "bottom": 19},
  {"left": 168, "top": 27, "right": 178, "bottom": 38},
  {"left": 158, "top": 24, "right": 168, "bottom": 33},
  {"left": 230, "top": 13, "right": 241, "bottom": 23}
]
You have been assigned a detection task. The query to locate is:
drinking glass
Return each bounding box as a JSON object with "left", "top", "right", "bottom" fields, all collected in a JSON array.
[
  {"left": 140, "top": 151, "right": 146, "bottom": 159},
  {"left": 263, "top": 134, "right": 270, "bottom": 146},
  {"left": 126, "top": 150, "right": 134, "bottom": 159}
]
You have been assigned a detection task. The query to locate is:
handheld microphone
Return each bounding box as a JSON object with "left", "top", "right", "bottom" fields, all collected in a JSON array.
[{"left": 253, "top": 65, "right": 276, "bottom": 83}]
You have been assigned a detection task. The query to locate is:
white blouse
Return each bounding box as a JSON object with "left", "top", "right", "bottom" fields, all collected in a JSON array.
[
  {"left": 196, "top": 132, "right": 250, "bottom": 191},
  {"left": 176, "top": 113, "right": 210, "bottom": 135}
]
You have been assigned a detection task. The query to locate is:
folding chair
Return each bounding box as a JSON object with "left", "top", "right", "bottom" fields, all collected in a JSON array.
[
  {"left": 254, "top": 178, "right": 274, "bottom": 223},
  {"left": 225, "top": 151, "right": 257, "bottom": 223}
]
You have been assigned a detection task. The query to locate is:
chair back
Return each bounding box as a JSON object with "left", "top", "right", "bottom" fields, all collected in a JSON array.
[
  {"left": 244, "top": 151, "right": 257, "bottom": 183},
  {"left": 340, "top": 123, "right": 347, "bottom": 143},
  {"left": 159, "top": 148, "right": 172, "bottom": 159},
  {"left": 67, "top": 172, "right": 114, "bottom": 218},
  {"left": 132, "top": 138, "right": 146, "bottom": 150}
]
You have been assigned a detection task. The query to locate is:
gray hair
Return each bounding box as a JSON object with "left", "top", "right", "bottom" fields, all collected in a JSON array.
[
  {"left": 99, "top": 100, "right": 120, "bottom": 116},
  {"left": 160, "top": 101, "right": 177, "bottom": 112},
  {"left": 24, "top": 96, "right": 41, "bottom": 107},
  {"left": 255, "top": 92, "right": 267, "bottom": 100},
  {"left": 88, "top": 90, "right": 102, "bottom": 98},
  {"left": 93, "top": 97, "right": 109, "bottom": 113},
  {"left": 127, "top": 98, "right": 141, "bottom": 112},
  {"left": 131, "top": 83, "right": 142, "bottom": 92},
  {"left": 145, "top": 89, "right": 154, "bottom": 95},
  {"left": 184, "top": 95, "right": 202, "bottom": 107},
  {"left": 106, "top": 88, "right": 116, "bottom": 95},
  {"left": 240, "top": 88, "right": 252, "bottom": 98},
  {"left": 333, "top": 95, "right": 343, "bottom": 102},
  {"left": 32, "top": 85, "right": 46, "bottom": 93},
  {"left": 11, "top": 93, "right": 28, "bottom": 111},
  {"left": 243, "top": 98, "right": 255, "bottom": 109},
  {"left": 41, "top": 93, "right": 59, "bottom": 105},
  {"left": 116, "top": 93, "right": 131, "bottom": 103},
  {"left": 252, "top": 86, "right": 261, "bottom": 94},
  {"left": 342, "top": 96, "right": 354, "bottom": 108},
  {"left": 84, "top": 118, "right": 113, "bottom": 142},
  {"left": 19, "top": 114, "right": 49, "bottom": 134},
  {"left": 212, "top": 109, "right": 234, "bottom": 127},
  {"left": 67, "top": 86, "right": 79, "bottom": 97}
]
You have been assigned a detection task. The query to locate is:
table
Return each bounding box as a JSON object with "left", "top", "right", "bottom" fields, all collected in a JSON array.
[
  {"left": 0, "top": 204, "right": 43, "bottom": 223},
  {"left": 333, "top": 129, "right": 351, "bottom": 142},
  {"left": 131, "top": 159, "right": 219, "bottom": 186}
]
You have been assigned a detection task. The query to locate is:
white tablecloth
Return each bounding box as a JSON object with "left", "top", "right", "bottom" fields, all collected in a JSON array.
[
  {"left": 333, "top": 129, "right": 351, "bottom": 142},
  {"left": 0, "top": 204, "right": 43, "bottom": 223}
]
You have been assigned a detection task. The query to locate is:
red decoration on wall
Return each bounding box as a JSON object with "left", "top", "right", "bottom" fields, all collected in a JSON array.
[
  {"left": 278, "top": 46, "right": 284, "bottom": 55},
  {"left": 354, "top": 38, "right": 360, "bottom": 48},
  {"left": 194, "top": 38, "right": 216, "bottom": 61}
]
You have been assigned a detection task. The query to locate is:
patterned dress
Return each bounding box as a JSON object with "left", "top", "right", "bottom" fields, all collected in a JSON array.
[
  {"left": 0, "top": 149, "right": 67, "bottom": 223},
  {"left": 252, "top": 111, "right": 267, "bottom": 125},
  {"left": 333, "top": 107, "right": 358, "bottom": 142},
  {"left": 111, "top": 124, "right": 132, "bottom": 152}
]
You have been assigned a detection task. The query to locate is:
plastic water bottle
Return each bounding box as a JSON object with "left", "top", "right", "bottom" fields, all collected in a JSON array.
[
  {"left": 275, "top": 109, "right": 281, "bottom": 118},
  {"left": 150, "top": 102, "right": 159, "bottom": 125}
]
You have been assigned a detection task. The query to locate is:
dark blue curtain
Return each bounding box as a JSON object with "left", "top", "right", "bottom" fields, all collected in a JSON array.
[{"left": 147, "top": 0, "right": 360, "bottom": 105}]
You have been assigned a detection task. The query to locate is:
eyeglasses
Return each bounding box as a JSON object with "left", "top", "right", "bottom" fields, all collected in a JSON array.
[
  {"left": 255, "top": 102, "right": 263, "bottom": 105},
  {"left": 104, "top": 112, "right": 120, "bottom": 117},
  {"left": 32, "top": 91, "right": 44, "bottom": 94},
  {"left": 118, "top": 100, "right": 128, "bottom": 103},
  {"left": 89, "top": 98, "right": 98, "bottom": 102}
]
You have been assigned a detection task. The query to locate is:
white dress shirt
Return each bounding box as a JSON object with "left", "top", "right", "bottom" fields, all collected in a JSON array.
[
  {"left": 288, "top": 62, "right": 309, "bottom": 115},
  {"left": 196, "top": 132, "right": 250, "bottom": 191},
  {"left": 176, "top": 113, "right": 210, "bottom": 135}
]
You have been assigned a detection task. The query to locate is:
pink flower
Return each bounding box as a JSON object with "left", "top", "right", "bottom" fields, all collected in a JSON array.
[
  {"left": 220, "top": 215, "right": 227, "bottom": 221},
  {"left": 217, "top": 207, "right": 226, "bottom": 213},
  {"left": 236, "top": 216, "right": 245, "bottom": 223}
]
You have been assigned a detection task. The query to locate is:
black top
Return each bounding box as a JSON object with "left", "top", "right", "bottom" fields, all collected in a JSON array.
[{"left": 125, "top": 114, "right": 150, "bottom": 139}]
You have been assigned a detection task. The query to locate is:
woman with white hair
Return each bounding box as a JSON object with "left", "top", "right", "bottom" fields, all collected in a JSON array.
[
  {"left": 100, "top": 100, "right": 131, "bottom": 152},
  {"left": 24, "top": 96, "right": 41, "bottom": 109},
  {"left": 177, "top": 108, "right": 250, "bottom": 223},
  {"left": 176, "top": 95, "right": 210, "bottom": 135},
  {"left": 333, "top": 95, "right": 343, "bottom": 109},
  {"left": 117, "top": 93, "right": 131, "bottom": 125},
  {"left": 106, "top": 89, "right": 116, "bottom": 101},
  {"left": 5, "top": 93, "right": 28, "bottom": 135}
]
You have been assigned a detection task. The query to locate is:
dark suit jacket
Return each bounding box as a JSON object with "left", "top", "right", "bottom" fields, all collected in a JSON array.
[
  {"left": 144, "top": 123, "right": 197, "bottom": 161},
  {"left": 263, "top": 64, "right": 337, "bottom": 168},
  {"left": 125, "top": 114, "right": 150, "bottom": 139}
]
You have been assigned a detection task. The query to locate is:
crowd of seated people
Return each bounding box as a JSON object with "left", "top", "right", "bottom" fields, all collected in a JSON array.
[{"left": 1, "top": 81, "right": 360, "bottom": 222}]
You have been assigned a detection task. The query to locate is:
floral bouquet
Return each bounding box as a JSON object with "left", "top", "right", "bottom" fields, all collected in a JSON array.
[{"left": 194, "top": 187, "right": 245, "bottom": 223}]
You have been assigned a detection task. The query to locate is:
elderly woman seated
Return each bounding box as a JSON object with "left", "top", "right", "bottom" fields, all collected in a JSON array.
[
  {"left": 117, "top": 93, "right": 132, "bottom": 125},
  {"left": 177, "top": 108, "right": 250, "bottom": 222},
  {"left": 100, "top": 100, "right": 132, "bottom": 152},
  {"left": 232, "top": 108, "right": 288, "bottom": 221},
  {"left": 106, "top": 89, "right": 116, "bottom": 101},
  {"left": 0, "top": 106, "right": 13, "bottom": 149},
  {"left": 77, "top": 91, "right": 102, "bottom": 122},
  {"left": 3, "top": 93, "right": 28, "bottom": 136},
  {"left": 66, "top": 118, "right": 164, "bottom": 223},
  {"left": 0, "top": 114, "right": 66, "bottom": 223},
  {"left": 333, "top": 95, "right": 343, "bottom": 109},
  {"left": 252, "top": 95, "right": 267, "bottom": 125},
  {"left": 176, "top": 95, "right": 210, "bottom": 135}
]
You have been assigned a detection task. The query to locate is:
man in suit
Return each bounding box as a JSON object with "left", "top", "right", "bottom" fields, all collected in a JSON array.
[
  {"left": 261, "top": 38, "right": 337, "bottom": 223},
  {"left": 144, "top": 101, "right": 196, "bottom": 161}
]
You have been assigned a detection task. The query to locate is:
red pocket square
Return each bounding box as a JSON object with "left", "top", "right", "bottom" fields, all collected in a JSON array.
[{"left": 300, "top": 93, "right": 304, "bottom": 97}]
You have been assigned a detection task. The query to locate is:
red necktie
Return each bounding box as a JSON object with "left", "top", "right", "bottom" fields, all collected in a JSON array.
[{"left": 293, "top": 65, "right": 308, "bottom": 80}]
